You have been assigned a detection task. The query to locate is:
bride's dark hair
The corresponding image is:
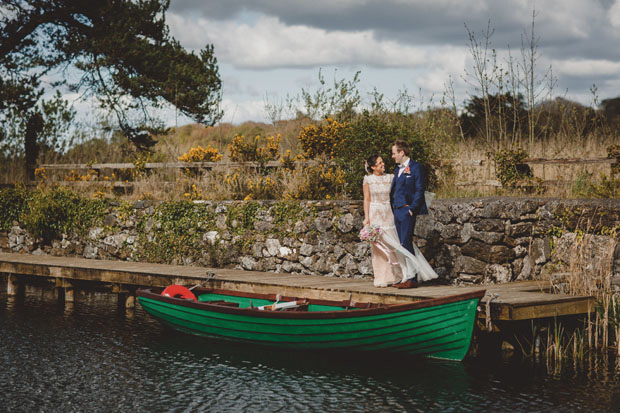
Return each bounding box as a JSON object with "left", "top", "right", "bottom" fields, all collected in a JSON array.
[{"left": 365, "top": 154, "right": 380, "bottom": 174}]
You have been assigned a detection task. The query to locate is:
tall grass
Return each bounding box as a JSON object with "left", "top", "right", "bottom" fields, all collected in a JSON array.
[{"left": 526, "top": 213, "right": 620, "bottom": 366}]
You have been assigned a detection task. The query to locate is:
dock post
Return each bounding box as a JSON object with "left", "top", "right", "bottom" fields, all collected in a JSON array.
[
  {"left": 65, "top": 287, "right": 75, "bottom": 302},
  {"left": 7, "top": 274, "right": 19, "bottom": 296},
  {"left": 113, "top": 284, "right": 132, "bottom": 309},
  {"left": 125, "top": 294, "right": 135, "bottom": 309},
  {"left": 55, "top": 278, "right": 74, "bottom": 303}
]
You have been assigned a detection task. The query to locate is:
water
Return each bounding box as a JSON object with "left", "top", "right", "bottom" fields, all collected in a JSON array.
[{"left": 2, "top": 288, "right": 620, "bottom": 412}]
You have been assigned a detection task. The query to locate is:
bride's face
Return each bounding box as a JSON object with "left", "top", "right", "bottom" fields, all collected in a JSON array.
[{"left": 372, "top": 157, "right": 385, "bottom": 174}]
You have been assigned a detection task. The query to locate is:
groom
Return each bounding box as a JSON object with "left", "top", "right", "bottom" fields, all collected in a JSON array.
[{"left": 390, "top": 140, "right": 428, "bottom": 289}]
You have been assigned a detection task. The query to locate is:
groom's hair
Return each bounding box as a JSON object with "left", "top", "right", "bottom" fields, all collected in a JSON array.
[{"left": 393, "top": 140, "right": 410, "bottom": 156}]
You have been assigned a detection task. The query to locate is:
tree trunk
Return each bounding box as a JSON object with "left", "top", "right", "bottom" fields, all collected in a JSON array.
[{"left": 24, "top": 112, "right": 43, "bottom": 181}]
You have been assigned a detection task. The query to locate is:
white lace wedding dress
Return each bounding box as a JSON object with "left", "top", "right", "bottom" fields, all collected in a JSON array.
[{"left": 364, "top": 173, "right": 439, "bottom": 287}]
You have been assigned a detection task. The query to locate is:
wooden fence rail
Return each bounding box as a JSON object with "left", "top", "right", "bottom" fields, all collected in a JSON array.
[
  {"left": 39, "top": 161, "right": 291, "bottom": 170},
  {"left": 440, "top": 157, "right": 618, "bottom": 167},
  {"left": 32, "top": 156, "right": 618, "bottom": 189}
]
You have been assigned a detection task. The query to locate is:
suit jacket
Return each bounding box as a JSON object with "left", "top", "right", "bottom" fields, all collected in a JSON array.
[{"left": 390, "top": 160, "right": 428, "bottom": 215}]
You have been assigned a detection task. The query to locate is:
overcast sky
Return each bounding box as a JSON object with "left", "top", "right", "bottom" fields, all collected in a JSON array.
[{"left": 161, "top": 1, "right": 620, "bottom": 124}]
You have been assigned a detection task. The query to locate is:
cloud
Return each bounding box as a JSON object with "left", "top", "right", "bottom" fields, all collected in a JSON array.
[
  {"left": 610, "top": 0, "right": 620, "bottom": 30},
  {"left": 164, "top": 0, "right": 620, "bottom": 122},
  {"left": 169, "top": 0, "right": 620, "bottom": 61},
  {"left": 553, "top": 58, "right": 620, "bottom": 78},
  {"left": 219, "top": 97, "right": 266, "bottom": 124},
  {"left": 169, "top": 14, "right": 432, "bottom": 69}
]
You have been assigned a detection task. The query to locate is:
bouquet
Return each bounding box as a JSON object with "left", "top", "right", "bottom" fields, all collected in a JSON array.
[{"left": 359, "top": 224, "right": 382, "bottom": 243}]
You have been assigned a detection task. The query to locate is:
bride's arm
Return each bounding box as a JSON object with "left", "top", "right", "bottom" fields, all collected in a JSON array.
[{"left": 363, "top": 182, "right": 371, "bottom": 226}]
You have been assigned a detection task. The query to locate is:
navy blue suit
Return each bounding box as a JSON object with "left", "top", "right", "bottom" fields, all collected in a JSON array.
[{"left": 390, "top": 160, "right": 427, "bottom": 261}]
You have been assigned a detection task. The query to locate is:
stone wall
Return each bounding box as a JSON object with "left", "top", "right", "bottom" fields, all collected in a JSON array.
[{"left": 2, "top": 198, "right": 620, "bottom": 285}]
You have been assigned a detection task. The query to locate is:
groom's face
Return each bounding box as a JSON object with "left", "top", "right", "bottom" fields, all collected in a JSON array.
[{"left": 391, "top": 145, "right": 404, "bottom": 164}]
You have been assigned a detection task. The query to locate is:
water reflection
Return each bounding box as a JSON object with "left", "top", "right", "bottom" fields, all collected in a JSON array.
[{"left": 2, "top": 286, "right": 620, "bottom": 412}]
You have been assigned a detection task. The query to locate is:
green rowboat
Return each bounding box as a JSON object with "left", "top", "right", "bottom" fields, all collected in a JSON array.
[{"left": 137, "top": 287, "right": 485, "bottom": 361}]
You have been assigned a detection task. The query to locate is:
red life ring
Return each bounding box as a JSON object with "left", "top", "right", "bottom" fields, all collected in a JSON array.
[{"left": 161, "top": 285, "right": 197, "bottom": 301}]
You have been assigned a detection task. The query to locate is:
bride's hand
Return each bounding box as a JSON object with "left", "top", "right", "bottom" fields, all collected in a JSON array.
[{"left": 363, "top": 218, "right": 370, "bottom": 226}]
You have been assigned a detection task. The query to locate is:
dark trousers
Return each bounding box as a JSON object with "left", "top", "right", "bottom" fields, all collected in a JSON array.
[{"left": 393, "top": 207, "right": 416, "bottom": 256}]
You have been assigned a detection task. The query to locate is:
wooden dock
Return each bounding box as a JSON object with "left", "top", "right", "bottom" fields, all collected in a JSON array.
[{"left": 0, "top": 252, "right": 594, "bottom": 324}]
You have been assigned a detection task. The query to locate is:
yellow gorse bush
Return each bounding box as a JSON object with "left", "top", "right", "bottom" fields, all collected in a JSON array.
[
  {"left": 298, "top": 117, "right": 348, "bottom": 159},
  {"left": 65, "top": 169, "right": 98, "bottom": 182},
  {"left": 285, "top": 161, "right": 347, "bottom": 200},
  {"left": 280, "top": 149, "right": 305, "bottom": 171},
  {"left": 228, "top": 133, "right": 281, "bottom": 162},
  {"left": 247, "top": 176, "right": 279, "bottom": 200},
  {"left": 183, "top": 184, "right": 203, "bottom": 200},
  {"left": 178, "top": 145, "right": 223, "bottom": 163}
]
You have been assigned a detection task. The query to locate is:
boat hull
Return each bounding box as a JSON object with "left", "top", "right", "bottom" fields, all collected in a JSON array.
[{"left": 137, "top": 290, "right": 484, "bottom": 361}]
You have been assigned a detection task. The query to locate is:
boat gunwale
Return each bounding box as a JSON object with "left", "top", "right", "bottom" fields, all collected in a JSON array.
[{"left": 136, "top": 287, "right": 486, "bottom": 320}]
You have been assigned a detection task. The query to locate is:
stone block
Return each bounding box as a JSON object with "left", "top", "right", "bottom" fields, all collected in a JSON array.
[
  {"left": 264, "top": 238, "right": 281, "bottom": 257},
  {"left": 473, "top": 219, "right": 506, "bottom": 233},
  {"left": 440, "top": 223, "right": 461, "bottom": 240},
  {"left": 461, "top": 240, "right": 514, "bottom": 263},
  {"left": 454, "top": 255, "right": 486, "bottom": 274},
  {"left": 299, "top": 243, "right": 314, "bottom": 256},
  {"left": 215, "top": 215, "right": 227, "bottom": 230},
  {"left": 240, "top": 256, "right": 257, "bottom": 270},
  {"left": 255, "top": 221, "right": 275, "bottom": 232},
  {"left": 450, "top": 203, "right": 476, "bottom": 224},
  {"left": 294, "top": 220, "right": 308, "bottom": 233},
  {"left": 461, "top": 223, "right": 503, "bottom": 244},
  {"left": 252, "top": 243, "right": 263, "bottom": 258},
  {"left": 300, "top": 256, "right": 314, "bottom": 268},
  {"left": 509, "top": 222, "right": 533, "bottom": 237},
  {"left": 531, "top": 238, "right": 551, "bottom": 264},
  {"left": 516, "top": 256, "right": 533, "bottom": 280},
  {"left": 335, "top": 213, "right": 355, "bottom": 233},
  {"left": 415, "top": 215, "right": 439, "bottom": 239},
  {"left": 484, "top": 264, "right": 513, "bottom": 283},
  {"left": 83, "top": 245, "right": 98, "bottom": 259},
  {"left": 203, "top": 231, "right": 219, "bottom": 245},
  {"left": 313, "top": 217, "right": 332, "bottom": 233},
  {"left": 278, "top": 246, "right": 293, "bottom": 258}
]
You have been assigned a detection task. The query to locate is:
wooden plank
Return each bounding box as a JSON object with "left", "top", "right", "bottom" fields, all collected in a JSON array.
[
  {"left": 0, "top": 252, "right": 595, "bottom": 321},
  {"left": 456, "top": 180, "right": 501, "bottom": 187},
  {"left": 39, "top": 160, "right": 318, "bottom": 171},
  {"left": 523, "top": 157, "right": 617, "bottom": 165},
  {"left": 509, "top": 298, "right": 594, "bottom": 320}
]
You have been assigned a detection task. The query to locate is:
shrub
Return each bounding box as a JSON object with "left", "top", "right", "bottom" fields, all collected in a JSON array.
[
  {"left": 228, "top": 133, "right": 281, "bottom": 162},
  {"left": 136, "top": 201, "right": 215, "bottom": 264},
  {"left": 286, "top": 156, "right": 346, "bottom": 200},
  {"left": 178, "top": 145, "right": 223, "bottom": 162},
  {"left": 20, "top": 186, "right": 107, "bottom": 241},
  {"left": 334, "top": 111, "right": 438, "bottom": 199},
  {"left": 0, "top": 186, "right": 30, "bottom": 231},
  {"left": 298, "top": 117, "right": 348, "bottom": 159}
]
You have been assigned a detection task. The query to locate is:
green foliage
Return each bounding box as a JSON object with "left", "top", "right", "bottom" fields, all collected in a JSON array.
[
  {"left": 334, "top": 111, "right": 437, "bottom": 199},
  {"left": 608, "top": 144, "right": 620, "bottom": 175},
  {"left": 135, "top": 201, "right": 215, "bottom": 263},
  {"left": 1, "top": 0, "right": 222, "bottom": 151},
  {"left": 271, "top": 201, "right": 306, "bottom": 228},
  {"left": 494, "top": 148, "right": 543, "bottom": 193},
  {"left": 288, "top": 156, "right": 347, "bottom": 200},
  {"left": 298, "top": 117, "right": 348, "bottom": 159},
  {"left": 571, "top": 173, "right": 620, "bottom": 199},
  {"left": 227, "top": 202, "right": 262, "bottom": 233},
  {"left": 0, "top": 186, "right": 30, "bottom": 230},
  {"left": 20, "top": 187, "right": 107, "bottom": 241},
  {"left": 300, "top": 69, "right": 361, "bottom": 121}
]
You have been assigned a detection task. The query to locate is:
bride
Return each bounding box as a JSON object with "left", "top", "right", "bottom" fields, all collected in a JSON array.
[{"left": 362, "top": 154, "right": 439, "bottom": 287}]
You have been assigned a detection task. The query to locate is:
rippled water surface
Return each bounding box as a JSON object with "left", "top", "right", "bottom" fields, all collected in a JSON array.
[{"left": 2, "top": 288, "right": 620, "bottom": 412}]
